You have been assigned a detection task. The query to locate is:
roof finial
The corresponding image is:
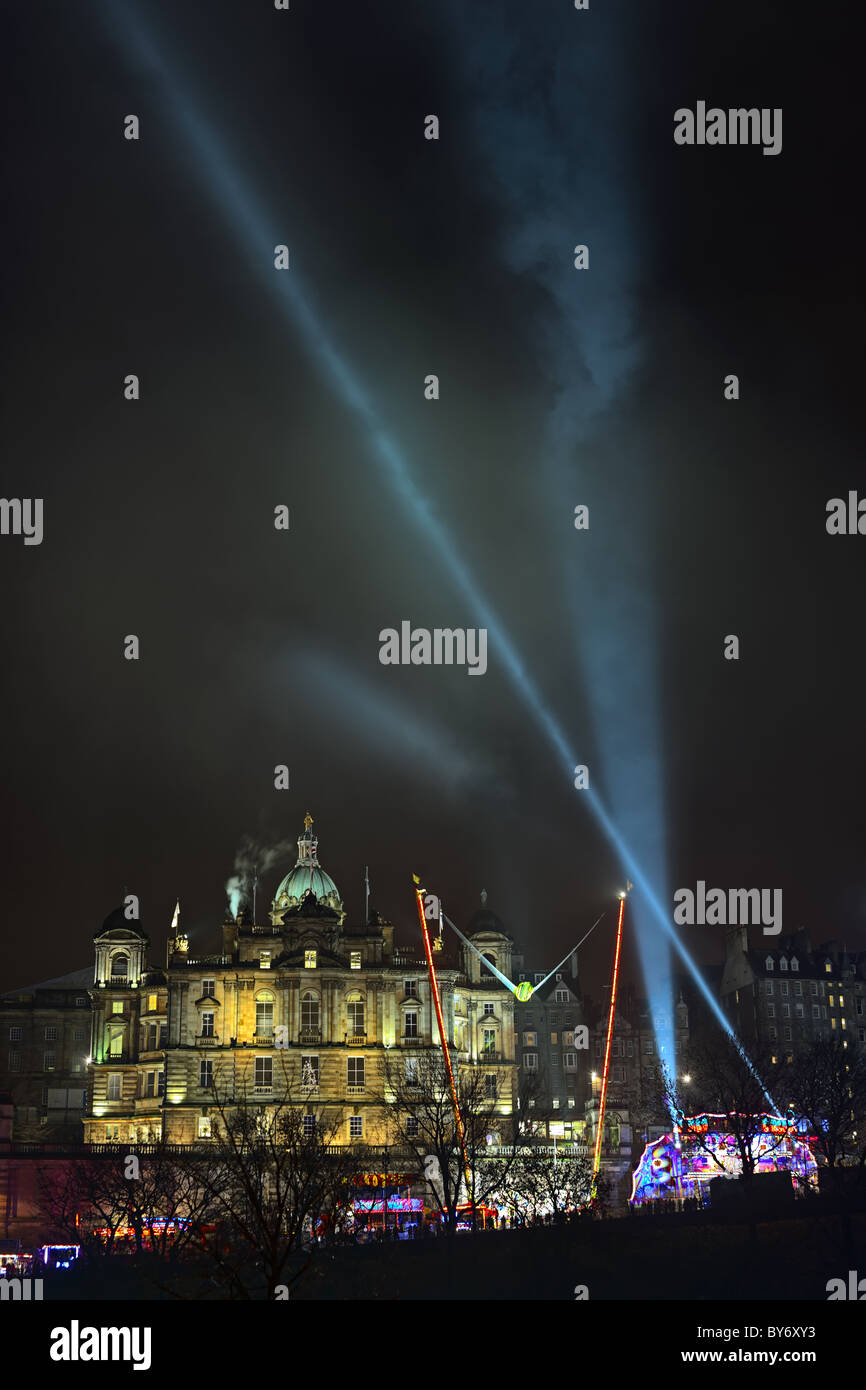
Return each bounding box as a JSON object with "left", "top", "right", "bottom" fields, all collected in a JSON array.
[{"left": 304, "top": 810, "right": 314, "bottom": 833}]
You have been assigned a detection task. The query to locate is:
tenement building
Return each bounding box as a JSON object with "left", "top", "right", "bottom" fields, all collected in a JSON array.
[
  {"left": 720, "top": 926, "right": 866, "bottom": 1060},
  {"left": 0, "top": 969, "right": 92, "bottom": 1141},
  {"left": 83, "top": 816, "right": 517, "bottom": 1148}
]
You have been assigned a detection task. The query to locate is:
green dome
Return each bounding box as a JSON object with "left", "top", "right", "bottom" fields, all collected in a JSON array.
[
  {"left": 271, "top": 814, "right": 343, "bottom": 916},
  {"left": 274, "top": 864, "right": 341, "bottom": 910}
]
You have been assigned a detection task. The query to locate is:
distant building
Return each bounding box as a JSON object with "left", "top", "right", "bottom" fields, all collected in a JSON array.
[
  {"left": 720, "top": 927, "right": 866, "bottom": 1060},
  {"left": 0, "top": 970, "right": 92, "bottom": 1141},
  {"left": 585, "top": 986, "right": 690, "bottom": 1200},
  {"left": 511, "top": 945, "right": 587, "bottom": 1143}
]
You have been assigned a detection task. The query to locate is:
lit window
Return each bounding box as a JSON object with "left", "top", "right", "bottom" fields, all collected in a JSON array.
[
  {"left": 552, "top": 1097, "right": 560, "bottom": 1109},
  {"left": 305, "top": 950, "right": 317, "bottom": 969},
  {"left": 147, "top": 993, "right": 158, "bottom": 1012},
  {"left": 829, "top": 995, "right": 835, "bottom": 1008},
  {"left": 112, "top": 1001, "right": 124, "bottom": 1015},
  {"left": 482, "top": 1029, "right": 496, "bottom": 1054},
  {"left": 301, "top": 993, "right": 320, "bottom": 1031},
  {"left": 350, "top": 951, "right": 362, "bottom": 970},
  {"left": 301, "top": 1056, "right": 319, "bottom": 1088},
  {"left": 567, "top": 1097, "right": 575, "bottom": 1108},
  {"left": 198, "top": 1116, "right": 211, "bottom": 1139},
  {"left": 523, "top": 1031, "right": 537, "bottom": 1047},
  {"left": 825, "top": 962, "right": 832, "bottom": 973}
]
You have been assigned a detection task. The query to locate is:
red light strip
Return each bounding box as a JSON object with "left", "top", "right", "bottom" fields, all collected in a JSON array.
[
  {"left": 414, "top": 886, "right": 472, "bottom": 1196},
  {"left": 592, "top": 895, "right": 626, "bottom": 1192}
]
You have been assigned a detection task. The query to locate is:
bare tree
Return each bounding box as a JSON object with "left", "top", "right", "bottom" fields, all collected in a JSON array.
[
  {"left": 193, "top": 1061, "right": 357, "bottom": 1297},
  {"left": 785, "top": 1038, "right": 866, "bottom": 1172},
  {"left": 508, "top": 1147, "right": 595, "bottom": 1224}
]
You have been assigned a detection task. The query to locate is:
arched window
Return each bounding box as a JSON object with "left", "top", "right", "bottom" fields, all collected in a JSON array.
[
  {"left": 346, "top": 992, "right": 365, "bottom": 1036},
  {"left": 111, "top": 954, "right": 128, "bottom": 978},
  {"left": 255, "top": 990, "right": 275, "bottom": 1036},
  {"left": 301, "top": 992, "right": 319, "bottom": 1031},
  {"left": 765, "top": 956, "right": 774, "bottom": 971}
]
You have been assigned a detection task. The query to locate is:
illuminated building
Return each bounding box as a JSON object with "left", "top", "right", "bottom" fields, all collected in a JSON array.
[
  {"left": 630, "top": 1113, "right": 818, "bottom": 1205},
  {"left": 82, "top": 816, "right": 518, "bottom": 1155}
]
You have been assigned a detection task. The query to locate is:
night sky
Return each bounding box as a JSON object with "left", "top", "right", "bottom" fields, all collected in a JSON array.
[{"left": 1, "top": 0, "right": 862, "bottom": 996}]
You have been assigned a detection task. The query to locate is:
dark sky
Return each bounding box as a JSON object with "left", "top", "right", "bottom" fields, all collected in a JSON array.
[{"left": 1, "top": 0, "right": 863, "bottom": 995}]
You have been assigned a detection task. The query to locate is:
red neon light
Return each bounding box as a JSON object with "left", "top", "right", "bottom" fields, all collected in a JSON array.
[
  {"left": 592, "top": 896, "right": 626, "bottom": 1188},
  {"left": 414, "top": 886, "right": 472, "bottom": 1195}
]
